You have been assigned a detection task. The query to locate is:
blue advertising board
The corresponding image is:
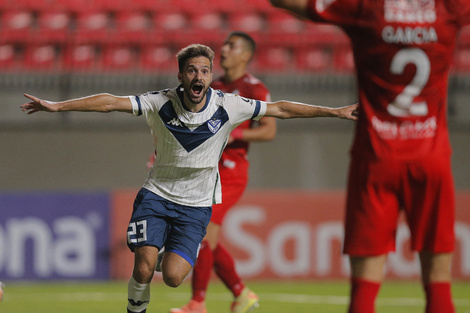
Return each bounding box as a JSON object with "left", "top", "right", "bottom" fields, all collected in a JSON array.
[{"left": 0, "top": 192, "right": 110, "bottom": 280}]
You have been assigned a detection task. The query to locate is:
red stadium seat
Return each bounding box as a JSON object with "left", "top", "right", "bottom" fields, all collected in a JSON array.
[
  {"left": 11, "top": 0, "right": 50, "bottom": 11},
  {"left": 53, "top": 0, "right": 103, "bottom": 12},
  {"left": 333, "top": 47, "right": 355, "bottom": 73},
  {"left": 0, "top": 10, "right": 34, "bottom": 43},
  {"left": 255, "top": 46, "right": 293, "bottom": 72},
  {"left": 267, "top": 11, "right": 305, "bottom": 45},
  {"left": 0, "top": 43, "right": 17, "bottom": 70},
  {"left": 100, "top": 45, "right": 135, "bottom": 71},
  {"left": 295, "top": 47, "right": 332, "bottom": 72},
  {"left": 140, "top": 46, "right": 176, "bottom": 72},
  {"left": 228, "top": 12, "right": 265, "bottom": 34},
  {"left": 74, "top": 11, "right": 111, "bottom": 44},
  {"left": 153, "top": 12, "right": 190, "bottom": 44},
  {"left": 23, "top": 44, "right": 58, "bottom": 71},
  {"left": 188, "top": 12, "right": 225, "bottom": 44},
  {"left": 62, "top": 44, "right": 98, "bottom": 71},
  {"left": 113, "top": 11, "right": 151, "bottom": 44},
  {"left": 36, "top": 11, "right": 71, "bottom": 44},
  {"left": 451, "top": 48, "right": 470, "bottom": 73}
]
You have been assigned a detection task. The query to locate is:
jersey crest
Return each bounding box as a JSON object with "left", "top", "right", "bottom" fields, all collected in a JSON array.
[
  {"left": 158, "top": 100, "right": 229, "bottom": 152},
  {"left": 208, "top": 118, "right": 222, "bottom": 133}
]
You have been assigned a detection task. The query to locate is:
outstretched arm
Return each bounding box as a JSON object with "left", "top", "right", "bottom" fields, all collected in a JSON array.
[
  {"left": 265, "top": 101, "right": 358, "bottom": 121},
  {"left": 20, "top": 93, "right": 133, "bottom": 114}
]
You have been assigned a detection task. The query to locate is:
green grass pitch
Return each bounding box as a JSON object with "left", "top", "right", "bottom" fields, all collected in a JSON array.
[{"left": 1, "top": 280, "right": 469, "bottom": 313}]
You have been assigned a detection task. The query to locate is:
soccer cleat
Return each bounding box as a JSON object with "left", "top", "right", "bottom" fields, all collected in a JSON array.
[
  {"left": 169, "top": 300, "right": 207, "bottom": 313},
  {"left": 0, "top": 281, "right": 4, "bottom": 301},
  {"left": 230, "top": 288, "right": 259, "bottom": 313},
  {"left": 155, "top": 252, "right": 163, "bottom": 272}
]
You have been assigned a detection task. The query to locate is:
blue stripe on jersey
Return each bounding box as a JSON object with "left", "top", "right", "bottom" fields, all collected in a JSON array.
[
  {"left": 135, "top": 96, "right": 142, "bottom": 116},
  {"left": 251, "top": 100, "right": 261, "bottom": 120},
  {"left": 159, "top": 100, "right": 229, "bottom": 152}
]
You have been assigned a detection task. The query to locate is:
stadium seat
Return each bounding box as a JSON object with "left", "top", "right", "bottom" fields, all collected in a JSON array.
[
  {"left": 255, "top": 46, "right": 292, "bottom": 72},
  {"left": 53, "top": 0, "right": 103, "bottom": 12},
  {"left": 153, "top": 12, "right": 190, "bottom": 44},
  {"left": 294, "top": 47, "right": 332, "bottom": 72},
  {"left": 113, "top": 11, "right": 151, "bottom": 44},
  {"left": 23, "top": 44, "right": 58, "bottom": 71},
  {"left": 188, "top": 12, "right": 225, "bottom": 44},
  {"left": 333, "top": 47, "right": 355, "bottom": 73},
  {"left": 140, "top": 45, "right": 177, "bottom": 72},
  {"left": 267, "top": 11, "right": 305, "bottom": 45},
  {"left": 11, "top": 0, "right": 50, "bottom": 11},
  {"left": 0, "top": 10, "right": 34, "bottom": 43},
  {"left": 62, "top": 44, "right": 98, "bottom": 71},
  {"left": 451, "top": 48, "right": 470, "bottom": 73},
  {"left": 74, "top": 11, "right": 111, "bottom": 44},
  {"left": 228, "top": 12, "right": 265, "bottom": 34},
  {"left": 36, "top": 11, "right": 71, "bottom": 44},
  {"left": 100, "top": 45, "right": 135, "bottom": 71},
  {"left": 0, "top": 43, "right": 17, "bottom": 70}
]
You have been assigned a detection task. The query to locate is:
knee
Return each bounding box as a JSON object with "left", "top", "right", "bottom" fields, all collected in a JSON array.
[
  {"left": 133, "top": 262, "right": 155, "bottom": 284},
  {"left": 162, "top": 271, "right": 185, "bottom": 288}
]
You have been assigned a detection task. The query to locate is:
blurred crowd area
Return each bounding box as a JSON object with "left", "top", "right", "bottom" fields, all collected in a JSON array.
[{"left": 2, "top": 0, "right": 470, "bottom": 75}]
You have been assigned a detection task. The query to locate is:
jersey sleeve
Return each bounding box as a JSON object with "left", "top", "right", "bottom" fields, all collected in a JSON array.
[
  {"left": 128, "top": 91, "right": 165, "bottom": 116},
  {"left": 224, "top": 94, "right": 267, "bottom": 125},
  {"left": 306, "top": 0, "right": 364, "bottom": 26}
]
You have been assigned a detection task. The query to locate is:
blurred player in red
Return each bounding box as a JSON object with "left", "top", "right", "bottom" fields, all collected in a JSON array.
[
  {"left": 270, "top": 1, "right": 470, "bottom": 313},
  {"left": 166, "top": 31, "right": 276, "bottom": 313}
]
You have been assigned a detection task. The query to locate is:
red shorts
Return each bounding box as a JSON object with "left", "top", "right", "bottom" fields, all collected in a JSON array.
[
  {"left": 211, "top": 153, "right": 249, "bottom": 225},
  {"left": 344, "top": 155, "right": 455, "bottom": 256}
]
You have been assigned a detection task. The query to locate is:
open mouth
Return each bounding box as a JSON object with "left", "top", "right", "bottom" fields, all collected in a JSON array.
[{"left": 192, "top": 84, "right": 203, "bottom": 96}]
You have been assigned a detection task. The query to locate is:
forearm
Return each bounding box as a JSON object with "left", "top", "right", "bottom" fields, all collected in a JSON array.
[
  {"left": 268, "top": 101, "right": 341, "bottom": 119},
  {"left": 54, "top": 94, "right": 129, "bottom": 112}
]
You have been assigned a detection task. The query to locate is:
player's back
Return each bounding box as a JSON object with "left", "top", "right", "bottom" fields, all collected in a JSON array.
[{"left": 308, "top": 0, "right": 470, "bottom": 159}]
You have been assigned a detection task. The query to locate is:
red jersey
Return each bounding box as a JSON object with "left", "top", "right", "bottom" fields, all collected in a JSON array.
[
  {"left": 307, "top": 0, "right": 470, "bottom": 160},
  {"left": 211, "top": 73, "right": 271, "bottom": 154}
]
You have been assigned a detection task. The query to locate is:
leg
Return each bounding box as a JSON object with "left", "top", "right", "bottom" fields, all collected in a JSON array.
[
  {"left": 420, "top": 251, "right": 455, "bottom": 313},
  {"left": 348, "top": 255, "right": 386, "bottom": 313},
  {"left": 161, "top": 251, "right": 194, "bottom": 288},
  {"left": 128, "top": 246, "right": 159, "bottom": 313}
]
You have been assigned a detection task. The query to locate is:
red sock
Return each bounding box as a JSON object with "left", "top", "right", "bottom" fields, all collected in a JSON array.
[
  {"left": 348, "top": 278, "right": 381, "bottom": 313},
  {"left": 424, "top": 282, "right": 455, "bottom": 313},
  {"left": 191, "top": 241, "right": 213, "bottom": 302},
  {"left": 213, "top": 243, "right": 245, "bottom": 298}
]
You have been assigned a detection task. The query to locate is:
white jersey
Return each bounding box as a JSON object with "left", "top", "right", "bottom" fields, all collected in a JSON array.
[{"left": 129, "top": 86, "right": 267, "bottom": 207}]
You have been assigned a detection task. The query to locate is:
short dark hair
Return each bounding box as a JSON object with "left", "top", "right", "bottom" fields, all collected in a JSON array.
[
  {"left": 227, "top": 31, "right": 256, "bottom": 55},
  {"left": 176, "top": 44, "right": 215, "bottom": 73}
]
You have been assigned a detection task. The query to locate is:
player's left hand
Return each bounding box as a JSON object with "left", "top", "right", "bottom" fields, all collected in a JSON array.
[{"left": 337, "top": 103, "right": 359, "bottom": 121}]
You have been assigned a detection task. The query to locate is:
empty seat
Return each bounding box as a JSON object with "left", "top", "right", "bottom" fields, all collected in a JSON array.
[
  {"left": 11, "top": 0, "right": 50, "bottom": 11},
  {"left": 295, "top": 47, "right": 332, "bottom": 72},
  {"left": 255, "top": 46, "right": 292, "bottom": 72},
  {"left": 140, "top": 46, "right": 176, "bottom": 72},
  {"left": 267, "top": 11, "right": 305, "bottom": 45},
  {"left": 74, "top": 11, "right": 111, "bottom": 44},
  {"left": 228, "top": 12, "right": 265, "bottom": 34},
  {"left": 112, "top": 11, "right": 151, "bottom": 44},
  {"left": 23, "top": 44, "right": 58, "bottom": 71},
  {"left": 333, "top": 47, "right": 355, "bottom": 73},
  {"left": 53, "top": 0, "right": 103, "bottom": 12},
  {"left": 100, "top": 45, "right": 135, "bottom": 71},
  {"left": 188, "top": 12, "right": 225, "bottom": 44},
  {"left": 153, "top": 12, "right": 190, "bottom": 44},
  {"left": 36, "top": 11, "right": 71, "bottom": 43},
  {"left": 0, "top": 10, "right": 34, "bottom": 43},
  {"left": 0, "top": 43, "right": 17, "bottom": 70},
  {"left": 62, "top": 44, "right": 97, "bottom": 71},
  {"left": 451, "top": 48, "right": 470, "bottom": 73}
]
